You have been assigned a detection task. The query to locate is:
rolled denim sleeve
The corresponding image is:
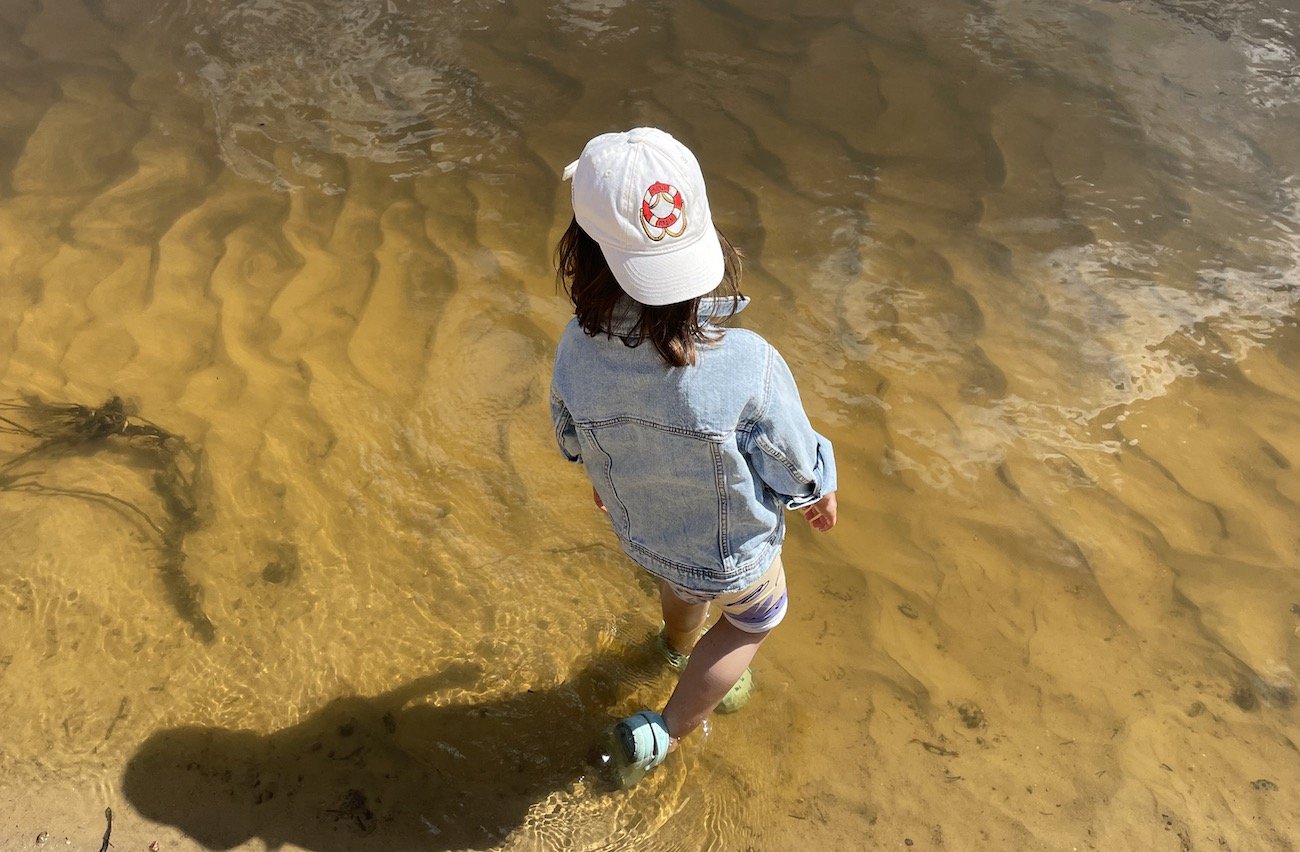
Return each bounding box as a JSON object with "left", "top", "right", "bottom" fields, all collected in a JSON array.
[
  {"left": 745, "top": 348, "right": 837, "bottom": 509},
  {"left": 549, "top": 385, "right": 583, "bottom": 463}
]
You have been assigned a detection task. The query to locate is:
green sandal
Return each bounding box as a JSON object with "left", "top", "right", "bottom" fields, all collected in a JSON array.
[
  {"left": 655, "top": 631, "right": 689, "bottom": 671},
  {"left": 717, "top": 667, "right": 753, "bottom": 714}
]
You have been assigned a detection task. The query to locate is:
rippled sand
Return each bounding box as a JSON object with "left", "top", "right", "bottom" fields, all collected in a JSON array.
[{"left": 1, "top": 0, "right": 1298, "bottom": 849}]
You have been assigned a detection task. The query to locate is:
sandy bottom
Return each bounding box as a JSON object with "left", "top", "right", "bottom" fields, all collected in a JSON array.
[{"left": 1, "top": 0, "right": 1298, "bottom": 849}]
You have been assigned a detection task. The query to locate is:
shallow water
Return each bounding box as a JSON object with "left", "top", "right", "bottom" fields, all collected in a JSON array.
[{"left": 1, "top": 0, "right": 1298, "bottom": 849}]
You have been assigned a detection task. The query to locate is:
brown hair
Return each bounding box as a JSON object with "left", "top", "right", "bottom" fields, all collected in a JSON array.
[{"left": 555, "top": 218, "right": 744, "bottom": 367}]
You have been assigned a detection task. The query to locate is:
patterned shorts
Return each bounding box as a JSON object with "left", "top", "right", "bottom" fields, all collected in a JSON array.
[{"left": 665, "top": 553, "right": 788, "bottom": 633}]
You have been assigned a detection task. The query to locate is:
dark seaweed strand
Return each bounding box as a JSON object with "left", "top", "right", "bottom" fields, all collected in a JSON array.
[
  {"left": 0, "top": 397, "right": 216, "bottom": 643},
  {"left": 98, "top": 807, "right": 112, "bottom": 852}
]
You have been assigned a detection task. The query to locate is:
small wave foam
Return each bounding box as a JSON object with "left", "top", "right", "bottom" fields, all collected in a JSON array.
[
  {"left": 811, "top": 196, "right": 1299, "bottom": 488},
  {"left": 803, "top": 0, "right": 1300, "bottom": 488},
  {"left": 547, "top": 0, "right": 637, "bottom": 41}
]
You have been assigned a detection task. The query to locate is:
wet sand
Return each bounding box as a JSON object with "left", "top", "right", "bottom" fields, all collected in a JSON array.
[{"left": 1, "top": 0, "right": 1298, "bottom": 849}]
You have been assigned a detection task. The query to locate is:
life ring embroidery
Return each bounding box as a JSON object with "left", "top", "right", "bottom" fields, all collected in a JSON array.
[{"left": 640, "top": 182, "right": 688, "bottom": 241}]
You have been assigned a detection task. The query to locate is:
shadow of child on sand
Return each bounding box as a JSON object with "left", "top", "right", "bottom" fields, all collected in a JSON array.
[{"left": 123, "top": 640, "right": 664, "bottom": 850}]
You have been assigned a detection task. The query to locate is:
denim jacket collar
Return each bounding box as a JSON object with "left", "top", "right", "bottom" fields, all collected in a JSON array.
[{"left": 608, "top": 295, "right": 751, "bottom": 337}]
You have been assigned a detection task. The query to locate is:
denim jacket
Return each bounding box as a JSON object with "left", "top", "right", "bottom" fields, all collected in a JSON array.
[{"left": 550, "top": 298, "right": 837, "bottom": 594}]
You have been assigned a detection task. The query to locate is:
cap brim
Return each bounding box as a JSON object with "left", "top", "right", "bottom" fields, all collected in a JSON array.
[{"left": 601, "top": 231, "right": 726, "bottom": 306}]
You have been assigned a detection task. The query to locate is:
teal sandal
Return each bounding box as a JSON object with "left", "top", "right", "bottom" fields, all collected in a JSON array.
[{"left": 605, "top": 710, "right": 671, "bottom": 788}]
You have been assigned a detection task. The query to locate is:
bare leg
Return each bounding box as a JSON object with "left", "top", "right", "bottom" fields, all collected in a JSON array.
[
  {"left": 661, "top": 618, "right": 769, "bottom": 741},
  {"left": 660, "top": 581, "right": 708, "bottom": 654}
]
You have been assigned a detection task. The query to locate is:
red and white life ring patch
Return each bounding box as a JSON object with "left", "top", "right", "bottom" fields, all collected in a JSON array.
[{"left": 639, "top": 181, "right": 688, "bottom": 241}]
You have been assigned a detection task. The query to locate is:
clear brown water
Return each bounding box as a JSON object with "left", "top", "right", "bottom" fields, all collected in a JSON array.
[{"left": 1, "top": 0, "right": 1298, "bottom": 849}]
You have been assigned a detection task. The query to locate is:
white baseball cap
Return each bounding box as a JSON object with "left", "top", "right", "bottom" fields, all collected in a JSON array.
[{"left": 563, "top": 127, "right": 725, "bottom": 306}]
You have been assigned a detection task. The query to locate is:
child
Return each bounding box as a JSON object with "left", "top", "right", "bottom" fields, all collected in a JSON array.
[{"left": 550, "top": 127, "right": 837, "bottom": 786}]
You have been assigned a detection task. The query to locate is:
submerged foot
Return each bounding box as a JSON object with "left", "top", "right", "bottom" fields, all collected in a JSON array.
[{"left": 595, "top": 711, "right": 671, "bottom": 789}]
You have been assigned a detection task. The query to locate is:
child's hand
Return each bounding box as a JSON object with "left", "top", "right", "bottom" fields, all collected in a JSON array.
[
  {"left": 593, "top": 487, "right": 607, "bottom": 513},
  {"left": 802, "top": 492, "right": 837, "bottom": 532}
]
